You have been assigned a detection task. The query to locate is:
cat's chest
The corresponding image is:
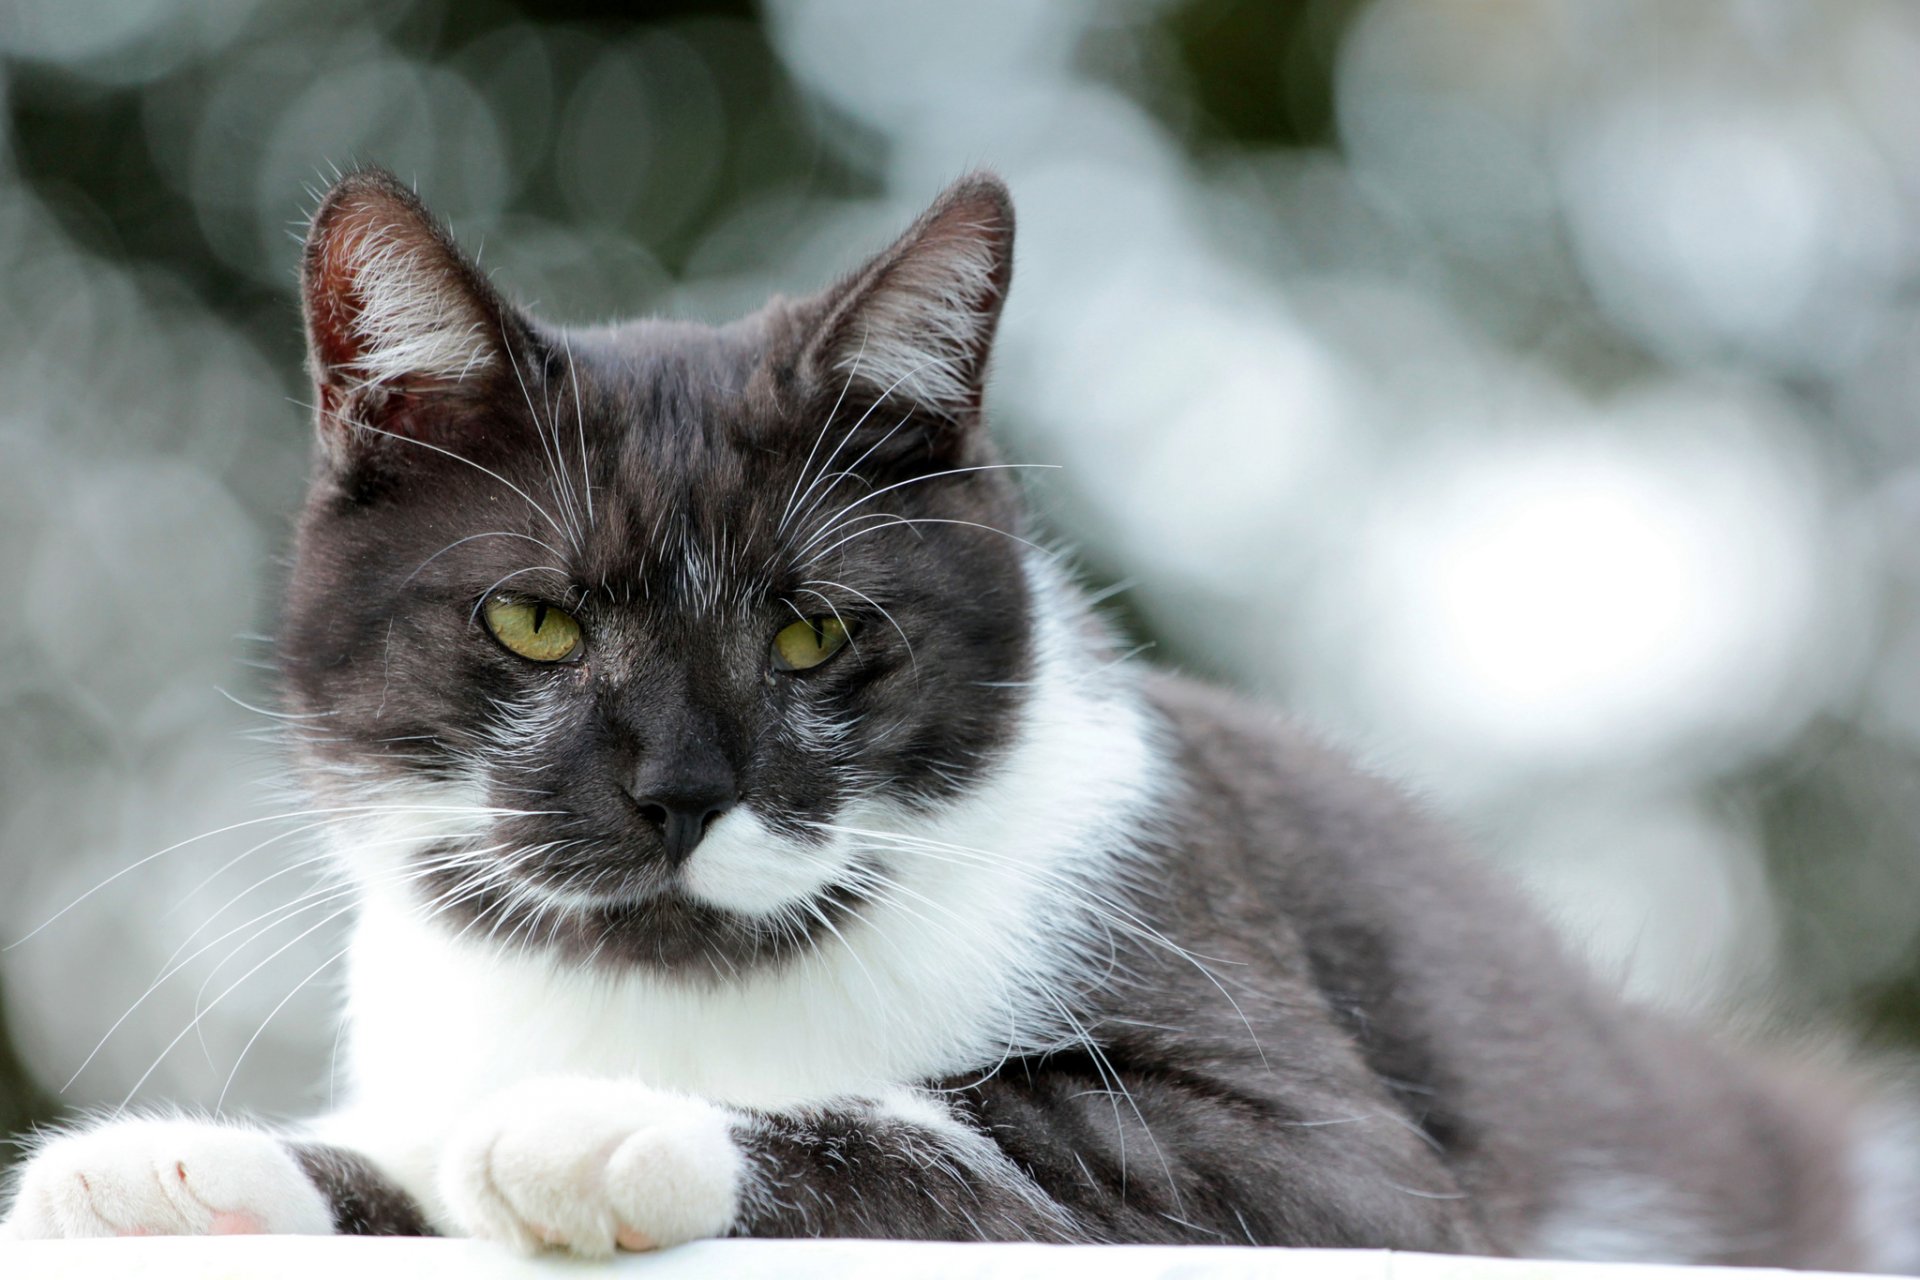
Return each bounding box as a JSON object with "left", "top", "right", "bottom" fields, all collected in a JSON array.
[{"left": 339, "top": 898, "right": 1012, "bottom": 1110}]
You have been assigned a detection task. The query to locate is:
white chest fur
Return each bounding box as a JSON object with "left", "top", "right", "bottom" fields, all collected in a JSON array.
[{"left": 340, "top": 885, "right": 1012, "bottom": 1113}]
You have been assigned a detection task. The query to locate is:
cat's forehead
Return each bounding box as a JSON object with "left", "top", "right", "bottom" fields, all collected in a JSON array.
[
  {"left": 563, "top": 314, "right": 806, "bottom": 483},
  {"left": 564, "top": 315, "right": 777, "bottom": 427},
  {"left": 531, "top": 315, "right": 803, "bottom": 600}
]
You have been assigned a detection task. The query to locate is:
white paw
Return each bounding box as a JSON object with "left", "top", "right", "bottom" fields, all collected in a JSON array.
[
  {"left": 439, "top": 1077, "right": 744, "bottom": 1257},
  {"left": 4, "top": 1118, "right": 332, "bottom": 1239}
]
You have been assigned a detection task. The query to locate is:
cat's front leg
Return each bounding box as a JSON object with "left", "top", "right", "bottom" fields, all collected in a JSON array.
[
  {"left": 3, "top": 1117, "right": 433, "bottom": 1240},
  {"left": 439, "top": 1077, "right": 1075, "bottom": 1255}
]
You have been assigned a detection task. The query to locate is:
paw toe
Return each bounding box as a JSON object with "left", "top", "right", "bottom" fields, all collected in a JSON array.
[
  {"left": 440, "top": 1079, "right": 743, "bottom": 1256},
  {"left": 603, "top": 1113, "right": 742, "bottom": 1248}
]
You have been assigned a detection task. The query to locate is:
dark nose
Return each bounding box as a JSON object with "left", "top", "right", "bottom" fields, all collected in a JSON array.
[
  {"left": 627, "top": 782, "right": 735, "bottom": 869},
  {"left": 611, "top": 683, "right": 739, "bottom": 869}
]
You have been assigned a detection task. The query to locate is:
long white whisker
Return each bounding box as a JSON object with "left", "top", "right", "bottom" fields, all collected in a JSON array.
[
  {"left": 804, "top": 516, "right": 1049, "bottom": 567},
  {"left": 117, "top": 901, "right": 363, "bottom": 1112},
  {"left": 501, "top": 324, "right": 582, "bottom": 553},
  {"left": 119, "top": 842, "right": 501, "bottom": 1095},
  {"left": 799, "top": 464, "right": 1059, "bottom": 555},
  {"left": 213, "top": 690, "right": 336, "bottom": 722},
  {"left": 786, "top": 412, "right": 913, "bottom": 537},
  {"left": 402, "top": 531, "right": 572, "bottom": 587},
  {"left": 66, "top": 880, "right": 354, "bottom": 1093},
  {"left": 565, "top": 332, "right": 593, "bottom": 531},
  {"left": 7, "top": 803, "right": 551, "bottom": 950},
  {"left": 779, "top": 336, "right": 867, "bottom": 534},
  {"left": 339, "top": 418, "right": 574, "bottom": 550},
  {"left": 780, "top": 357, "right": 942, "bottom": 539},
  {"left": 214, "top": 944, "right": 352, "bottom": 1116}
]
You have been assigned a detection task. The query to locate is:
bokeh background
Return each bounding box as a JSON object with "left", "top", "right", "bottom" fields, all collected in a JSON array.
[{"left": 4, "top": 0, "right": 1920, "bottom": 1164}]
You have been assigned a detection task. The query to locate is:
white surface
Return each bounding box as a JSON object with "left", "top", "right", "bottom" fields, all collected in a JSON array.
[{"left": 0, "top": 1238, "right": 1881, "bottom": 1280}]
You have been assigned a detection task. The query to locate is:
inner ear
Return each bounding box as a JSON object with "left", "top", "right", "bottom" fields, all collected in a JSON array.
[
  {"left": 802, "top": 174, "right": 1015, "bottom": 425},
  {"left": 302, "top": 168, "right": 528, "bottom": 458}
]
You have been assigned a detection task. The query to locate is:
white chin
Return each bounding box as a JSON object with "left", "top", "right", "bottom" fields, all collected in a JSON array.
[{"left": 679, "top": 808, "right": 854, "bottom": 918}]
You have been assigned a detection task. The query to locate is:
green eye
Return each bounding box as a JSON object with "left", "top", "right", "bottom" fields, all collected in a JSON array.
[
  {"left": 772, "top": 616, "right": 850, "bottom": 672},
  {"left": 483, "top": 596, "right": 582, "bottom": 663}
]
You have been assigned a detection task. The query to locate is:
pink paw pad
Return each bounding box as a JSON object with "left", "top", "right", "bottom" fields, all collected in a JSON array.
[{"left": 616, "top": 1225, "right": 658, "bottom": 1252}]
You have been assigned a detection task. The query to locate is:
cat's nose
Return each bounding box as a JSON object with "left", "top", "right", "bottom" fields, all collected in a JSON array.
[{"left": 628, "top": 785, "right": 735, "bottom": 869}]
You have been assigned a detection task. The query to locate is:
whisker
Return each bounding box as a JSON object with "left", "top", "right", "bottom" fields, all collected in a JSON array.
[
  {"left": 564, "top": 332, "right": 593, "bottom": 531},
  {"left": 117, "top": 900, "right": 363, "bottom": 1113},
  {"left": 787, "top": 412, "right": 914, "bottom": 538},
  {"left": 779, "top": 336, "right": 867, "bottom": 534},
  {"left": 780, "top": 356, "right": 944, "bottom": 539},
  {"left": 804, "top": 516, "right": 1050, "bottom": 567},
  {"left": 214, "top": 690, "right": 337, "bottom": 722},
  {"left": 798, "top": 463, "right": 1059, "bottom": 556},
  {"left": 7, "top": 802, "right": 552, "bottom": 950},
  {"left": 335, "top": 416, "right": 574, "bottom": 551},
  {"left": 402, "top": 530, "right": 572, "bottom": 587},
  {"left": 500, "top": 323, "right": 583, "bottom": 553},
  {"left": 79, "top": 841, "right": 495, "bottom": 1093},
  {"left": 215, "top": 944, "right": 352, "bottom": 1116}
]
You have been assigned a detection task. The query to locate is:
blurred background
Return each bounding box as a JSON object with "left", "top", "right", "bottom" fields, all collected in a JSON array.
[{"left": 4, "top": 0, "right": 1920, "bottom": 1163}]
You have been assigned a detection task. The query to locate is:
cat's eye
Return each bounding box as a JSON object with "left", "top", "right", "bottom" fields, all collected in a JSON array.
[
  {"left": 483, "top": 596, "right": 583, "bottom": 663},
  {"left": 772, "top": 616, "right": 850, "bottom": 672}
]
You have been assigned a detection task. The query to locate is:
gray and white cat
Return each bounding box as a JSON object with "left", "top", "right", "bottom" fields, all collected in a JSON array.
[{"left": 4, "top": 169, "right": 1916, "bottom": 1265}]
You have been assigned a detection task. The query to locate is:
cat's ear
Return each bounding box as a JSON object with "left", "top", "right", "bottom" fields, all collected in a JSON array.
[
  {"left": 802, "top": 173, "right": 1014, "bottom": 423},
  {"left": 301, "top": 168, "right": 522, "bottom": 460}
]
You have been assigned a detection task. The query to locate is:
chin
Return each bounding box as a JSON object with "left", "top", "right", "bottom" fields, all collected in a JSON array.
[{"left": 412, "top": 846, "right": 873, "bottom": 980}]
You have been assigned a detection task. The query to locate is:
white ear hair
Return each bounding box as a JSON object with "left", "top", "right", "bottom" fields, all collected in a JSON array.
[
  {"left": 328, "top": 213, "right": 495, "bottom": 390},
  {"left": 820, "top": 176, "right": 1014, "bottom": 419},
  {"left": 304, "top": 171, "right": 500, "bottom": 397},
  {"left": 836, "top": 228, "right": 1003, "bottom": 416}
]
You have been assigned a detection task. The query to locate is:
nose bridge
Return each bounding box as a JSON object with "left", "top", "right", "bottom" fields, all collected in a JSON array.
[
  {"left": 613, "top": 665, "right": 732, "bottom": 780},
  {"left": 651, "top": 700, "right": 730, "bottom": 790},
  {"left": 607, "top": 664, "right": 740, "bottom": 869}
]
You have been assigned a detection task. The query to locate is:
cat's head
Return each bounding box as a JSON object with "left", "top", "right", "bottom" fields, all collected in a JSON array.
[{"left": 279, "top": 169, "right": 1036, "bottom": 973}]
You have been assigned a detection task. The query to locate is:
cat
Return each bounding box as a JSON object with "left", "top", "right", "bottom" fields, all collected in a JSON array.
[{"left": 3, "top": 166, "right": 1916, "bottom": 1265}]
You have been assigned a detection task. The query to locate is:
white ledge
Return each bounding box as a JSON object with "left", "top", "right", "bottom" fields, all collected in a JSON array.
[{"left": 0, "top": 1237, "right": 1878, "bottom": 1280}]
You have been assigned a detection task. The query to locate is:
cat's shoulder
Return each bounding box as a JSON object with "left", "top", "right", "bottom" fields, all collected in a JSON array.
[
  {"left": 1138, "top": 668, "right": 1386, "bottom": 790},
  {"left": 1135, "top": 667, "right": 1456, "bottom": 866}
]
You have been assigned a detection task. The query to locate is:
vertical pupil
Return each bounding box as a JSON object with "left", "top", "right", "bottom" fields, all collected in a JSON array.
[{"left": 532, "top": 603, "right": 548, "bottom": 633}]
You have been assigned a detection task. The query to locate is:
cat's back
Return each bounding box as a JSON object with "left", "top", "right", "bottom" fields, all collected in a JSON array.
[
  {"left": 1133, "top": 668, "right": 1889, "bottom": 1270},
  {"left": 1135, "top": 667, "right": 1608, "bottom": 1125},
  {"left": 1138, "top": 667, "right": 1538, "bottom": 934}
]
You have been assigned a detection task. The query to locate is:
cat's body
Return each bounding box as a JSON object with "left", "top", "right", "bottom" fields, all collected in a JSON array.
[{"left": 3, "top": 170, "right": 1915, "bottom": 1266}]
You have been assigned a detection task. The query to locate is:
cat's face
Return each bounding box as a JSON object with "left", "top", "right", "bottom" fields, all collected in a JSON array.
[{"left": 279, "top": 171, "right": 1034, "bottom": 974}]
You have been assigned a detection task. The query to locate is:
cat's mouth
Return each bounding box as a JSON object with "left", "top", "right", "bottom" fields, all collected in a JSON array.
[
  {"left": 473, "top": 839, "right": 698, "bottom": 914},
  {"left": 401, "top": 806, "right": 871, "bottom": 970},
  {"left": 508, "top": 867, "right": 665, "bottom": 913},
  {"left": 410, "top": 836, "right": 874, "bottom": 974}
]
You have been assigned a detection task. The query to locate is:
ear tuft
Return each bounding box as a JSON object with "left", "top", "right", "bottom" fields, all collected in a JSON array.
[
  {"left": 811, "top": 173, "right": 1015, "bottom": 420},
  {"left": 302, "top": 169, "right": 503, "bottom": 425}
]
